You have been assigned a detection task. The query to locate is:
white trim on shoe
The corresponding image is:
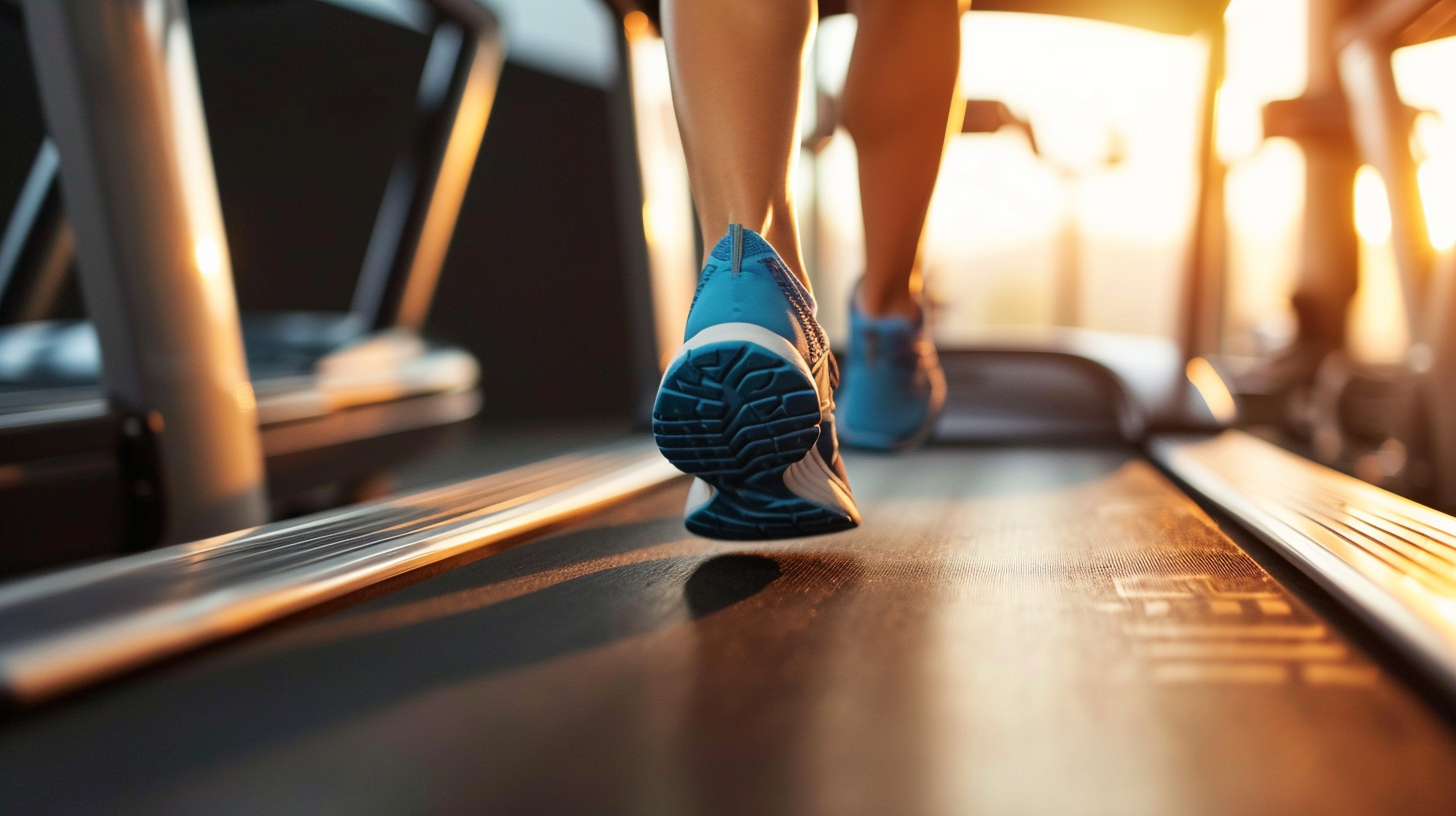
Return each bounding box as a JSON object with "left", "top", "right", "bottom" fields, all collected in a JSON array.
[
  {"left": 664, "top": 322, "right": 815, "bottom": 385},
  {"left": 683, "top": 477, "right": 715, "bottom": 515},
  {"left": 783, "top": 444, "right": 859, "bottom": 520}
]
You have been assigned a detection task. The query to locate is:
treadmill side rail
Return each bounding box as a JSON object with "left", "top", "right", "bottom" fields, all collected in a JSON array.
[
  {"left": 1154, "top": 430, "right": 1456, "bottom": 689},
  {"left": 0, "top": 441, "right": 679, "bottom": 707}
]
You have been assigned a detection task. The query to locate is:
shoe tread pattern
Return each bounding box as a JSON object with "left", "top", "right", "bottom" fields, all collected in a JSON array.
[{"left": 653, "top": 341, "right": 857, "bottom": 539}]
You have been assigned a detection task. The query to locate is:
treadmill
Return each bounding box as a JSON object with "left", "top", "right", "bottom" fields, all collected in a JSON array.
[
  {"left": 4, "top": 1, "right": 1456, "bottom": 814},
  {"left": 0, "top": 0, "right": 498, "bottom": 574}
]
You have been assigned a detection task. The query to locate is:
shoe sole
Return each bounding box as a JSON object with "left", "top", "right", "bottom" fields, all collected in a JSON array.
[{"left": 653, "top": 324, "right": 859, "bottom": 540}]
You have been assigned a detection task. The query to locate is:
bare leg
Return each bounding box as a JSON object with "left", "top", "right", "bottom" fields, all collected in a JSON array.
[
  {"left": 662, "top": 0, "right": 816, "bottom": 286},
  {"left": 841, "top": 0, "right": 966, "bottom": 318}
]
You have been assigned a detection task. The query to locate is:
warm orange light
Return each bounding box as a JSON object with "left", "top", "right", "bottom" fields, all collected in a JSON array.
[
  {"left": 1186, "top": 357, "right": 1236, "bottom": 424},
  {"left": 1348, "top": 169, "right": 1411, "bottom": 365},
  {"left": 1413, "top": 111, "right": 1448, "bottom": 160},
  {"left": 628, "top": 31, "right": 696, "bottom": 365},
  {"left": 1354, "top": 165, "right": 1392, "bottom": 244},
  {"left": 624, "top": 11, "right": 652, "bottom": 42},
  {"left": 193, "top": 237, "right": 222, "bottom": 279},
  {"left": 1214, "top": 83, "right": 1262, "bottom": 164},
  {"left": 1226, "top": 140, "right": 1303, "bottom": 240},
  {"left": 398, "top": 54, "right": 495, "bottom": 329},
  {"left": 1419, "top": 158, "right": 1456, "bottom": 250}
]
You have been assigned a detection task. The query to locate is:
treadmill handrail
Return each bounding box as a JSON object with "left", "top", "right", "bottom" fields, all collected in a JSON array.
[
  {"left": 1155, "top": 431, "right": 1456, "bottom": 690},
  {"left": 5, "top": 2, "right": 506, "bottom": 339},
  {"left": 0, "top": 440, "right": 678, "bottom": 707},
  {"left": 350, "top": 0, "right": 505, "bottom": 332}
]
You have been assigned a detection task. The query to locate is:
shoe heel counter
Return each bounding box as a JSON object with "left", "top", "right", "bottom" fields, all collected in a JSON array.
[
  {"left": 683, "top": 260, "right": 801, "bottom": 346},
  {"left": 683, "top": 228, "right": 827, "bottom": 367}
]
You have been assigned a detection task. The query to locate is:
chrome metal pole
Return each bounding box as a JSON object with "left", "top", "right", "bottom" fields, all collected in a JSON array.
[
  {"left": 1291, "top": 0, "right": 1359, "bottom": 352},
  {"left": 350, "top": 1, "right": 503, "bottom": 332},
  {"left": 1179, "top": 23, "right": 1226, "bottom": 361},
  {"left": 1340, "top": 36, "right": 1431, "bottom": 326},
  {"left": 23, "top": 0, "right": 268, "bottom": 543}
]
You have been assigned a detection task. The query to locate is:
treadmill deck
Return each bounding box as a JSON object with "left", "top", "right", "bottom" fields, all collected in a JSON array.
[{"left": 3, "top": 446, "right": 1455, "bottom": 814}]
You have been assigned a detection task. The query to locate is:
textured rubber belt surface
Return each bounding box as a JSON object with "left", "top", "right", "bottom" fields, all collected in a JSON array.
[{"left": 4, "top": 447, "right": 1456, "bottom": 814}]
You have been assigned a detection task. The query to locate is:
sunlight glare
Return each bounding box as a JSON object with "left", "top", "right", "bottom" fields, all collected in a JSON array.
[
  {"left": 1223, "top": 141, "right": 1303, "bottom": 355},
  {"left": 627, "top": 35, "right": 697, "bottom": 367},
  {"left": 1419, "top": 158, "right": 1456, "bottom": 250},
  {"left": 1226, "top": 140, "right": 1304, "bottom": 240},
  {"left": 1349, "top": 166, "right": 1409, "bottom": 364},
  {"left": 938, "top": 12, "right": 1203, "bottom": 339},
  {"left": 193, "top": 236, "right": 222, "bottom": 279},
  {"left": 1413, "top": 112, "right": 1452, "bottom": 161},
  {"left": 1215, "top": 84, "right": 1262, "bottom": 164},
  {"left": 1186, "top": 357, "right": 1237, "bottom": 424},
  {"left": 1395, "top": 40, "right": 1456, "bottom": 250},
  {"left": 1354, "top": 165, "right": 1392, "bottom": 244},
  {"left": 1346, "top": 237, "right": 1410, "bottom": 365},
  {"left": 1217, "top": 0, "right": 1308, "bottom": 355}
]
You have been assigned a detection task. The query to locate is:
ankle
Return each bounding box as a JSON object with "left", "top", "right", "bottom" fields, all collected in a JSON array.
[
  {"left": 760, "top": 223, "right": 811, "bottom": 291},
  {"left": 856, "top": 286, "right": 920, "bottom": 321}
]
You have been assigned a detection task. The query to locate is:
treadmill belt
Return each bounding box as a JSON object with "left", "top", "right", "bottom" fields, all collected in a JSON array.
[{"left": 3, "top": 447, "right": 1456, "bottom": 814}]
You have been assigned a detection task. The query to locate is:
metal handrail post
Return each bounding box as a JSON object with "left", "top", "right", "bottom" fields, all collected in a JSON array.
[
  {"left": 22, "top": 0, "right": 268, "bottom": 544},
  {"left": 1289, "top": 0, "right": 1360, "bottom": 353},
  {"left": 1178, "top": 22, "right": 1227, "bottom": 361},
  {"left": 1339, "top": 36, "right": 1432, "bottom": 327},
  {"left": 350, "top": 1, "right": 503, "bottom": 333}
]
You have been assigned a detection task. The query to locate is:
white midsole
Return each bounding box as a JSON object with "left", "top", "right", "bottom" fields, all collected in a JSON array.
[
  {"left": 684, "top": 477, "right": 716, "bottom": 516},
  {"left": 665, "top": 322, "right": 815, "bottom": 384},
  {"left": 666, "top": 323, "right": 857, "bottom": 517},
  {"left": 782, "top": 445, "right": 860, "bottom": 519}
]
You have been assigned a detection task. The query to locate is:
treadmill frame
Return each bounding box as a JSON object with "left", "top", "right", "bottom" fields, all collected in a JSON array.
[
  {"left": 23, "top": 0, "right": 270, "bottom": 544},
  {"left": 5, "top": 0, "right": 502, "bottom": 550}
]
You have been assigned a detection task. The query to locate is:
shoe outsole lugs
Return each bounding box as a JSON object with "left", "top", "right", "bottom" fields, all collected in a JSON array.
[{"left": 653, "top": 340, "right": 857, "bottom": 539}]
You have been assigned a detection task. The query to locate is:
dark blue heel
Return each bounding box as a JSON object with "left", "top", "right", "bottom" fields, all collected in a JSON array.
[{"left": 653, "top": 341, "right": 857, "bottom": 539}]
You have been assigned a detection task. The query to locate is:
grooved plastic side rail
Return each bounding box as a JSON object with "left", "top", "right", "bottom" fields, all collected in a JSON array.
[
  {"left": 1154, "top": 431, "right": 1456, "bottom": 687},
  {"left": 0, "top": 441, "right": 680, "bottom": 705}
]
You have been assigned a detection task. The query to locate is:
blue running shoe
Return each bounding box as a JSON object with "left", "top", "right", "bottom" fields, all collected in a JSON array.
[
  {"left": 653, "top": 225, "right": 860, "bottom": 539},
  {"left": 836, "top": 285, "right": 946, "bottom": 451}
]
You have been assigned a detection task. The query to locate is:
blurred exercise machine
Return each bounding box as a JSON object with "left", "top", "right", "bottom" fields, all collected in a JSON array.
[
  {"left": 1228, "top": 0, "right": 1456, "bottom": 514},
  {"left": 0, "top": 0, "right": 500, "bottom": 573},
  {"left": 7, "top": 1, "right": 1456, "bottom": 813}
]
